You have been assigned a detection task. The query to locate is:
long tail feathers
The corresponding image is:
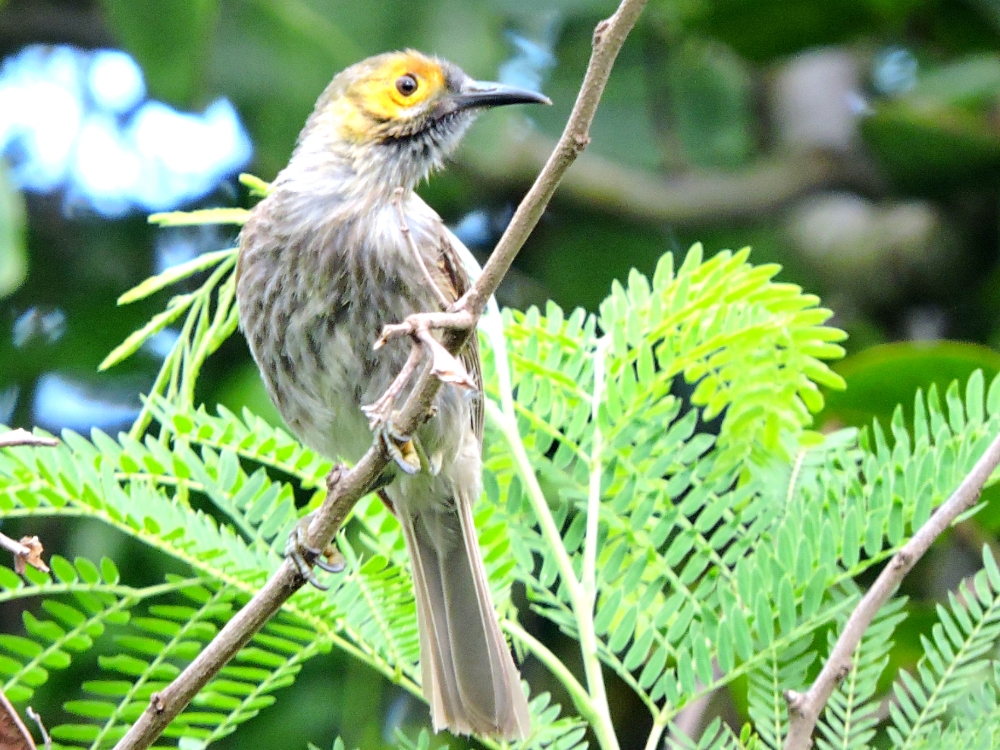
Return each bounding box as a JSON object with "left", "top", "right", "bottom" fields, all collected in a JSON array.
[{"left": 402, "top": 498, "right": 531, "bottom": 739}]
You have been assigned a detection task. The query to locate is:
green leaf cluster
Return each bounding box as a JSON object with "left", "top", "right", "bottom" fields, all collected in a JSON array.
[{"left": 2, "top": 201, "right": 1000, "bottom": 750}]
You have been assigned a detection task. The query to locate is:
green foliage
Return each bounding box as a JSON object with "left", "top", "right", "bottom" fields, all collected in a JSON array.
[
  {"left": 666, "top": 717, "right": 755, "bottom": 750},
  {"left": 816, "top": 598, "right": 907, "bottom": 750},
  {"left": 822, "top": 341, "right": 1000, "bottom": 430},
  {"left": 4, "top": 202, "right": 1000, "bottom": 749},
  {"left": 98, "top": 0, "right": 218, "bottom": 105},
  {"left": 0, "top": 158, "right": 26, "bottom": 300},
  {"left": 885, "top": 547, "right": 1000, "bottom": 748}
]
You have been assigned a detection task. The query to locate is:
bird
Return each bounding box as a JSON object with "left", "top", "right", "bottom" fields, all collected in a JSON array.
[{"left": 235, "top": 50, "right": 549, "bottom": 739}]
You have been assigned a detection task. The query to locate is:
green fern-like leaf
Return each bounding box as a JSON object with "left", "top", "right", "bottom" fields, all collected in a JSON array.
[
  {"left": 746, "top": 636, "right": 815, "bottom": 750},
  {"left": 887, "top": 545, "right": 1000, "bottom": 748},
  {"left": 667, "top": 717, "right": 753, "bottom": 750},
  {"left": 816, "top": 597, "right": 907, "bottom": 750},
  {"left": 13, "top": 223, "right": 1000, "bottom": 750},
  {"left": 0, "top": 555, "right": 135, "bottom": 704}
]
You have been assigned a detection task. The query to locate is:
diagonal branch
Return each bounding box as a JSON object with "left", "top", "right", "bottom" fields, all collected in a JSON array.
[
  {"left": 112, "top": 2, "right": 648, "bottom": 748},
  {"left": 782, "top": 430, "right": 1000, "bottom": 750}
]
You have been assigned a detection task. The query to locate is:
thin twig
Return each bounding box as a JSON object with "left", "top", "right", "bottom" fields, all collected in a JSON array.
[
  {"left": 0, "top": 689, "right": 37, "bottom": 749},
  {"left": 361, "top": 344, "right": 425, "bottom": 427},
  {"left": 113, "top": 2, "right": 647, "bottom": 748},
  {"left": 782, "top": 430, "right": 1000, "bottom": 750},
  {"left": 459, "top": 6, "right": 646, "bottom": 320},
  {"left": 0, "top": 430, "right": 56, "bottom": 574},
  {"left": 0, "top": 429, "right": 58, "bottom": 449},
  {"left": 26, "top": 706, "right": 52, "bottom": 750},
  {"left": 0, "top": 531, "right": 31, "bottom": 559},
  {"left": 0, "top": 533, "right": 50, "bottom": 574}
]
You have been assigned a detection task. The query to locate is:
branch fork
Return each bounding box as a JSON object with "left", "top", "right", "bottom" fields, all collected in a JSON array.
[
  {"left": 374, "top": 309, "right": 475, "bottom": 349},
  {"left": 0, "top": 533, "right": 50, "bottom": 575}
]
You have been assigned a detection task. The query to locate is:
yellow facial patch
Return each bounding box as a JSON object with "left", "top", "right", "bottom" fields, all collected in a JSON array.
[{"left": 348, "top": 51, "right": 447, "bottom": 123}]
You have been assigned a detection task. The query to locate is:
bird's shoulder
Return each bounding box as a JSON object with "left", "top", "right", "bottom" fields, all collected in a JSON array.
[
  {"left": 405, "top": 194, "right": 473, "bottom": 304},
  {"left": 406, "top": 195, "right": 485, "bottom": 443}
]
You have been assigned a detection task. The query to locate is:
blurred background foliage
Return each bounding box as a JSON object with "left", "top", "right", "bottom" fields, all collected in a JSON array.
[{"left": 2, "top": 0, "right": 1000, "bottom": 747}]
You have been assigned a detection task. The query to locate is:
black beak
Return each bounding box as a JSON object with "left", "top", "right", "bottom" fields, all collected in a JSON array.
[{"left": 448, "top": 80, "right": 552, "bottom": 112}]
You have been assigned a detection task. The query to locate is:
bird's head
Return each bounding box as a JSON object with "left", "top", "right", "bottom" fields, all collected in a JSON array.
[{"left": 293, "top": 50, "right": 550, "bottom": 196}]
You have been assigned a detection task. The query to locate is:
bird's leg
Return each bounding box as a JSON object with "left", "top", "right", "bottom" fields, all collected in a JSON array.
[
  {"left": 366, "top": 313, "right": 476, "bottom": 475},
  {"left": 285, "top": 465, "right": 350, "bottom": 590},
  {"left": 375, "top": 315, "right": 477, "bottom": 391},
  {"left": 362, "top": 344, "right": 422, "bottom": 428},
  {"left": 375, "top": 309, "right": 476, "bottom": 347},
  {"left": 285, "top": 518, "right": 346, "bottom": 590},
  {"left": 362, "top": 344, "right": 425, "bottom": 475}
]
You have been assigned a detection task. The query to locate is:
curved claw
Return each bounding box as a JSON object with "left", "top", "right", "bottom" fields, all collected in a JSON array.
[
  {"left": 415, "top": 330, "right": 476, "bottom": 389},
  {"left": 316, "top": 548, "right": 346, "bottom": 573},
  {"left": 361, "top": 392, "right": 395, "bottom": 430},
  {"left": 285, "top": 515, "right": 344, "bottom": 589},
  {"left": 301, "top": 565, "right": 331, "bottom": 591},
  {"left": 384, "top": 434, "right": 421, "bottom": 475},
  {"left": 363, "top": 403, "right": 421, "bottom": 475}
]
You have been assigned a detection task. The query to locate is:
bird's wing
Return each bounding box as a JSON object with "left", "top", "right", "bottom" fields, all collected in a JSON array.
[{"left": 428, "top": 220, "right": 484, "bottom": 446}]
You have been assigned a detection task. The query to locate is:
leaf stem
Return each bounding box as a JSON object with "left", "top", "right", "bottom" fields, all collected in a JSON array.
[
  {"left": 643, "top": 718, "right": 667, "bottom": 750},
  {"left": 582, "top": 336, "right": 607, "bottom": 598},
  {"left": 504, "top": 620, "right": 594, "bottom": 723},
  {"left": 578, "top": 336, "right": 616, "bottom": 746},
  {"left": 486, "top": 389, "right": 618, "bottom": 750},
  {"left": 483, "top": 283, "right": 621, "bottom": 746}
]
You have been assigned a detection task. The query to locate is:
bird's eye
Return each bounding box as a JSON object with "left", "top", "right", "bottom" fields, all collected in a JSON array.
[{"left": 395, "top": 74, "right": 418, "bottom": 97}]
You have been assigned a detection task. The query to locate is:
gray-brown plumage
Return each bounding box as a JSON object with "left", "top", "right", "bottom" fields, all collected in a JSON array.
[{"left": 236, "top": 50, "right": 548, "bottom": 739}]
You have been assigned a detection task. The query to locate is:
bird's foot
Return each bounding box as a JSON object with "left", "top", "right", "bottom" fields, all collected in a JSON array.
[
  {"left": 285, "top": 514, "right": 345, "bottom": 591},
  {"left": 417, "top": 331, "right": 477, "bottom": 389},
  {"left": 361, "top": 388, "right": 397, "bottom": 431},
  {"left": 361, "top": 343, "right": 422, "bottom": 431},
  {"left": 375, "top": 416, "right": 423, "bottom": 475},
  {"left": 376, "top": 317, "right": 475, "bottom": 390},
  {"left": 375, "top": 309, "right": 475, "bottom": 349},
  {"left": 362, "top": 387, "right": 422, "bottom": 475}
]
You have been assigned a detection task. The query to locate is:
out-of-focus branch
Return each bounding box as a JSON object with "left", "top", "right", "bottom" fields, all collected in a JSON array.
[
  {"left": 465, "top": 128, "right": 841, "bottom": 225},
  {"left": 783, "top": 430, "right": 1000, "bottom": 750},
  {"left": 667, "top": 664, "right": 723, "bottom": 746},
  {"left": 112, "top": 2, "right": 648, "bottom": 748},
  {"left": 0, "top": 1, "right": 114, "bottom": 52},
  {"left": 0, "top": 428, "right": 58, "bottom": 449}
]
